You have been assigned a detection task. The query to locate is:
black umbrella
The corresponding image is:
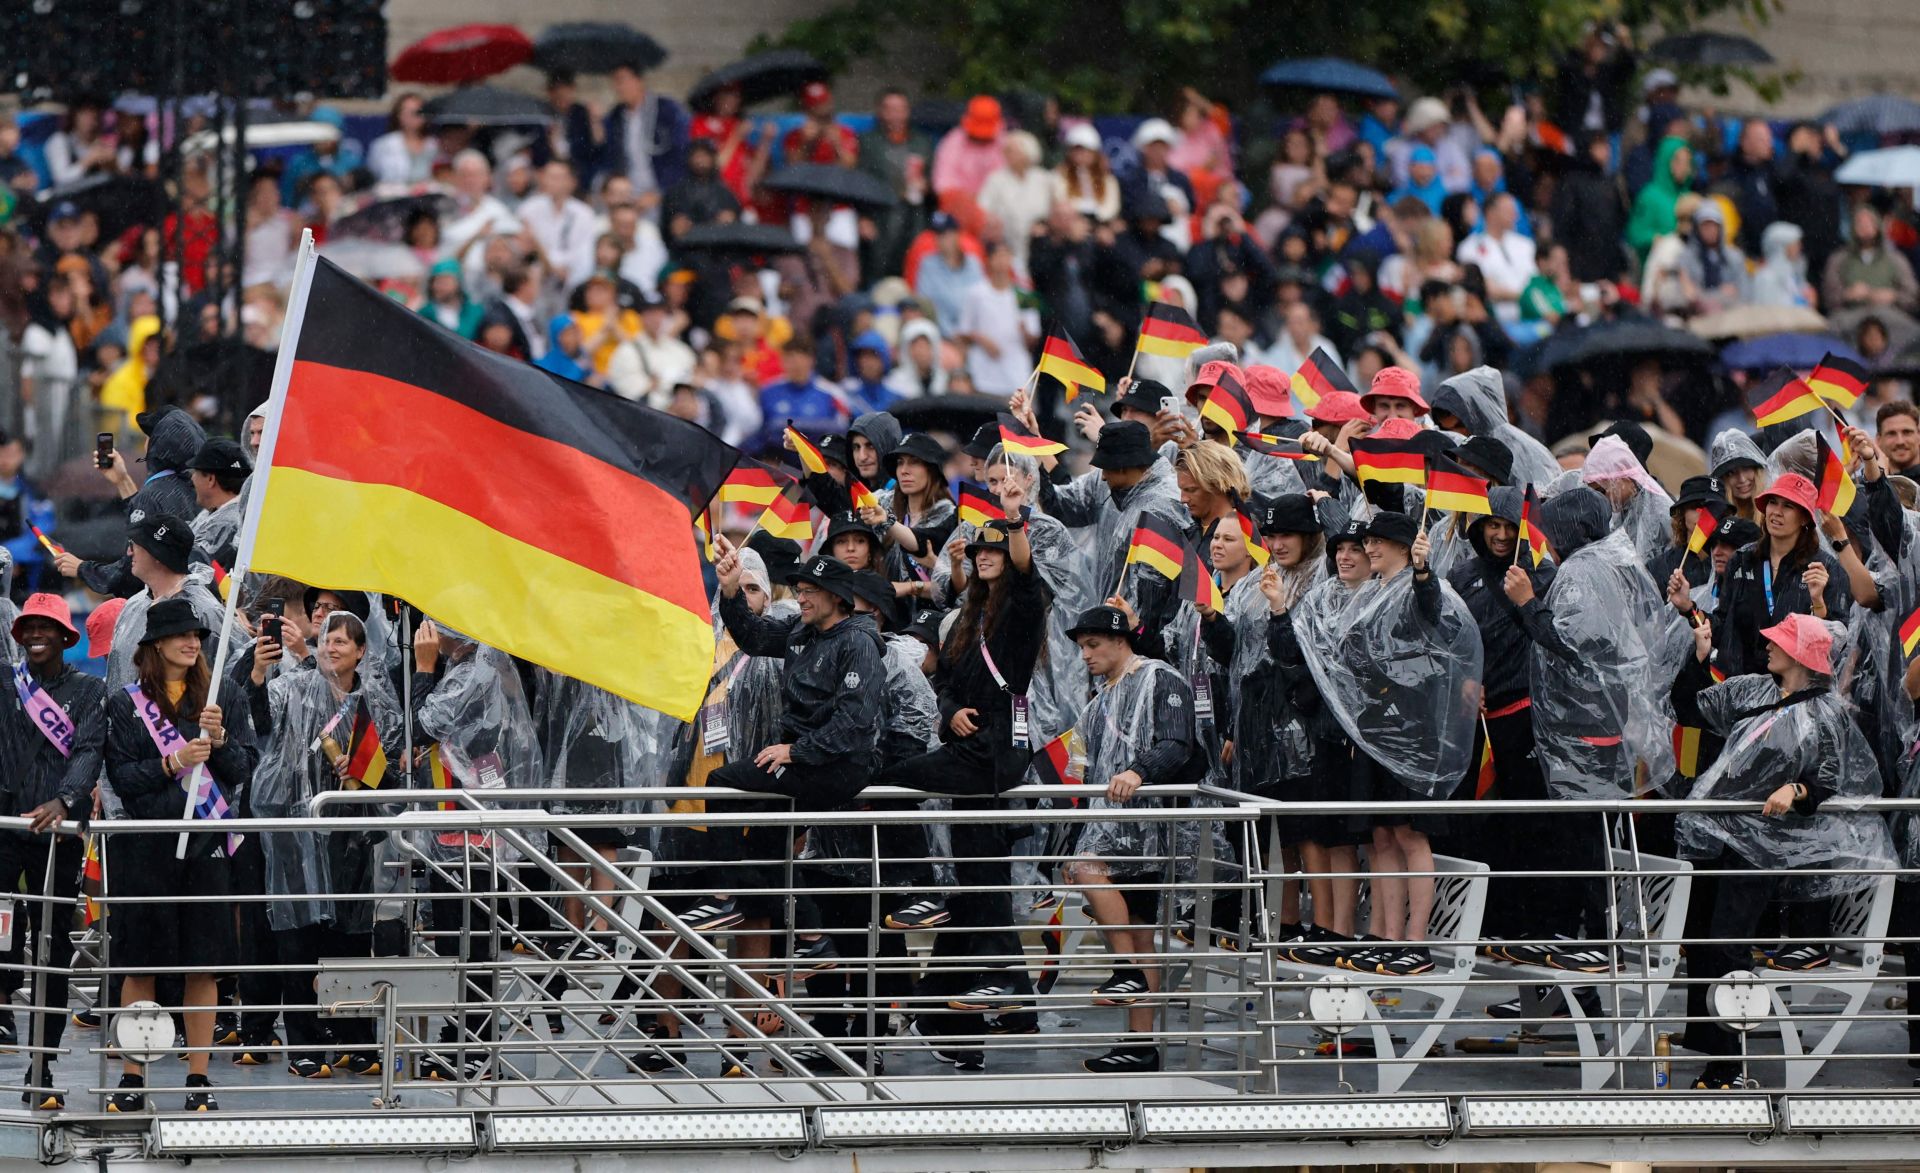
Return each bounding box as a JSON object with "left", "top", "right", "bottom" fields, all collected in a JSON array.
[
  {"left": 1821, "top": 96, "right": 1920, "bottom": 138},
  {"left": 1649, "top": 32, "right": 1774, "bottom": 67},
  {"left": 672, "top": 221, "right": 804, "bottom": 254},
  {"left": 532, "top": 22, "right": 667, "bottom": 76},
  {"left": 148, "top": 338, "right": 277, "bottom": 435},
  {"left": 1554, "top": 317, "right": 1714, "bottom": 370},
  {"left": 34, "top": 174, "right": 167, "bottom": 242},
  {"left": 887, "top": 394, "right": 1003, "bottom": 438},
  {"left": 760, "top": 163, "right": 898, "bottom": 210},
  {"left": 423, "top": 85, "right": 552, "bottom": 128},
  {"left": 687, "top": 49, "right": 827, "bottom": 112},
  {"left": 330, "top": 186, "right": 456, "bottom": 242}
]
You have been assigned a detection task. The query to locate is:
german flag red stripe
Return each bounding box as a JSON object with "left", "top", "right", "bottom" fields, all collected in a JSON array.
[
  {"left": 997, "top": 412, "right": 1067, "bottom": 457},
  {"left": 1747, "top": 367, "right": 1823, "bottom": 428},
  {"left": 1200, "top": 381, "right": 1253, "bottom": 435},
  {"left": 1037, "top": 332, "right": 1106, "bottom": 400},
  {"left": 1808, "top": 353, "right": 1869, "bottom": 409},
  {"left": 257, "top": 256, "right": 736, "bottom": 721},
  {"left": 955, "top": 480, "right": 1005, "bottom": 526},
  {"left": 1686, "top": 498, "right": 1730, "bottom": 555},
  {"left": 1291, "top": 347, "right": 1356, "bottom": 410},
  {"left": 1902, "top": 604, "right": 1920, "bottom": 657},
  {"left": 1178, "top": 552, "right": 1224, "bottom": 612},
  {"left": 1137, "top": 302, "right": 1208, "bottom": 359},
  {"left": 1424, "top": 461, "right": 1492, "bottom": 515},
  {"left": 1349, "top": 437, "right": 1427, "bottom": 486},
  {"left": 1815, "top": 432, "right": 1857, "bottom": 516},
  {"left": 1031, "top": 731, "right": 1073, "bottom": 786}
]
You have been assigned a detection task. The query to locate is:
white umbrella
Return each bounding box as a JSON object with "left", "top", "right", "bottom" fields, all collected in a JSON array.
[
  {"left": 1834, "top": 146, "right": 1920, "bottom": 188},
  {"left": 180, "top": 121, "right": 342, "bottom": 156}
]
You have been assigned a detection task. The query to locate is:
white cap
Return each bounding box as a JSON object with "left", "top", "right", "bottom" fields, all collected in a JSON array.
[
  {"left": 1131, "top": 117, "right": 1180, "bottom": 149},
  {"left": 1062, "top": 122, "right": 1102, "bottom": 152},
  {"left": 1642, "top": 67, "right": 1678, "bottom": 94},
  {"left": 1402, "top": 96, "right": 1450, "bottom": 135}
]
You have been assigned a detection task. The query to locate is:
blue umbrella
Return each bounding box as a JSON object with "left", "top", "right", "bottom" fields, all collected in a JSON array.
[
  {"left": 1718, "top": 332, "right": 1862, "bottom": 373},
  {"left": 1259, "top": 58, "right": 1398, "bottom": 102},
  {"left": 1820, "top": 96, "right": 1920, "bottom": 137}
]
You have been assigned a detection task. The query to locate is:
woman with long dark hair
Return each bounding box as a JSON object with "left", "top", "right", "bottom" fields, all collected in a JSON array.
[{"left": 102, "top": 597, "right": 255, "bottom": 1113}]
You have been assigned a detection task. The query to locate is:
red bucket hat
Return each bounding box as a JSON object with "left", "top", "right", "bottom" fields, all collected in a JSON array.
[
  {"left": 1755, "top": 472, "right": 1819, "bottom": 518},
  {"left": 85, "top": 597, "right": 127, "bottom": 659},
  {"left": 1184, "top": 359, "right": 1246, "bottom": 407},
  {"left": 1307, "top": 389, "right": 1371, "bottom": 425},
  {"left": 1370, "top": 417, "right": 1425, "bottom": 441},
  {"left": 1242, "top": 364, "right": 1293, "bottom": 418},
  {"left": 1760, "top": 612, "right": 1833, "bottom": 676},
  {"left": 12, "top": 593, "right": 80, "bottom": 648},
  {"left": 1361, "top": 365, "right": 1429, "bottom": 412}
]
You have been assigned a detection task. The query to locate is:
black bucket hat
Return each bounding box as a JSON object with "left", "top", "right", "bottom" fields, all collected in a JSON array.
[{"left": 139, "top": 596, "right": 210, "bottom": 645}]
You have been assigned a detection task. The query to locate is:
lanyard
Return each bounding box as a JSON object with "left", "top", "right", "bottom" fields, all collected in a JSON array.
[
  {"left": 1761, "top": 558, "right": 1775, "bottom": 617},
  {"left": 979, "top": 636, "right": 1010, "bottom": 692}
]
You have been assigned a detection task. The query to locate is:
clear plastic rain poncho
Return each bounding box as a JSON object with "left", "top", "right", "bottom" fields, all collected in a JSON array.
[
  {"left": 1527, "top": 490, "right": 1679, "bottom": 796},
  {"left": 413, "top": 630, "right": 545, "bottom": 862},
  {"left": 106, "top": 578, "right": 238, "bottom": 690},
  {"left": 1043, "top": 456, "right": 1187, "bottom": 617},
  {"left": 535, "top": 668, "right": 683, "bottom": 826},
  {"left": 1242, "top": 446, "right": 1308, "bottom": 500},
  {"left": 0, "top": 549, "right": 16, "bottom": 664},
  {"left": 1294, "top": 563, "right": 1484, "bottom": 796},
  {"left": 250, "top": 612, "right": 405, "bottom": 933},
  {"left": 1429, "top": 366, "right": 1562, "bottom": 487},
  {"left": 1219, "top": 559, "right": 1322, "bottom": 796},
  {"left": 1072, "top": 656, "right": 1193, "bottom": 878},
  {"left": 1581, "top": 435, "right": 1675, "bottom": 564},
  {"left": 1676, "top": 676, "right": 1897, "bottom": 900},
  {"left": 1707, "top": 428, "right": 1769, "bottom": 484}
]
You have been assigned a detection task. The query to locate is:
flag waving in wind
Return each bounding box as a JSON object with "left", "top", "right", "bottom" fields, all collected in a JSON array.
[
  {"left": 1814, "top": 431, "right": 1857, "bottom": 517},
  {"left": 1037, "top": 330, "right": 1106, "bottom": 401},
  {"left": 1134, "top": 302, "right": 1208, "bottom": 362},
  {"left": 1686, "top": 497, "right": 1731, "bottom": 556},
  {"left": 997, "top": 412, "right": 1067, "bottom": 457},
  {"left": 1125, "top": 514, "right": 1189, "bottom": 582},
  {"left": 1290, "top": 347, "right": 1357, "bottom": 412},
  {"left": 247, "top": 249, "right": 737, "bottom": 722},
  {"left": 1747, "top": 367, "right": 1823, "bottom": 428},
  {"left": 1519, "top": 483, "right": 1552, "bottom": 567},
  {"left": 1807, "top": 353, "right": 1868, "bottom": 410}
]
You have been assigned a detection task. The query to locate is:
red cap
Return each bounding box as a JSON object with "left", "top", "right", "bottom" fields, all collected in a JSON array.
[
  {"left": 1760, "top": 611, "right": 1833, "bottom": 676},
  {"left": 1755, "top": 472, "right": 1819, "bottom": 518},
  {"left": 12, "top": 593, "right": 79, "bottom": 648},
  {"left": 1184, "top": 359, "right": 1246, "bottom": 407},
  {"left": 1370, "top": 417, "right": 1425, "bottom": 441},
  {"left": 1361, "top": 365, "right": 1429, "bottom": 412},
  {"left": 1307, "top": 389, "right": 1371, "bottom": 425},
  {"left": 1242, "top": 365, "right": 1293, "bottom": 418},
  {"left": 800, "top": 80, "right": 833, "bottom": 112},
  {"left": 85, "top": 597, "right": 126, "bottom": 660},
  {"left": 962, "top": 95, "right": 1003, "bottom": 140}
]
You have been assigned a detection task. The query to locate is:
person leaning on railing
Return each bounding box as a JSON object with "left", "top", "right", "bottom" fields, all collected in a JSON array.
[{"left": 101, "top": 596, "right": 257, "bottom": 1114}]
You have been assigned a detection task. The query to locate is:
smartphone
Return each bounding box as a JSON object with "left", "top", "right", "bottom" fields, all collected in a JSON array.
[
  {"left": 263, "top": 598, "right": 285, "bottom": 645},
  {"left": 95, "top": 433, "right": 114, "bottom": 470}
]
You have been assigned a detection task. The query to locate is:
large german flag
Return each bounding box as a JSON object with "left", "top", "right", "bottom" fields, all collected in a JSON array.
[
  {"left": 1290, "top": 347, "right": 1356, "bottom": 412},
  {"left": 1807, "top": 353, "right": 1869, "bottom": 410},
  {"left": 1747, "top": 367, "right": 1823, "bottom": 428},
  {"left": 1125, "top": 514, "right": 1189, "bottom": 583},
  {"left": 1037, "top": 331, "right": 1106, "bottom": 402},
  {"left": 250, "top": 252, "right": 736, "bottom": 722},
  {"left": 1350, "top": 436, "right": 1427, "bottom": 487},
  {"left": 1135, "top": 302, "right": 1208, "bottom": 361}
]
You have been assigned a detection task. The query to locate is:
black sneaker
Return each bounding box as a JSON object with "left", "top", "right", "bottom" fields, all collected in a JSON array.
[
  {"left": 341, "top": 1052, "right": 382, "bottom": 1077},
  {"left": 794, "top": 934, "right": 839, "bottom": 973},
  {"left": 213, "top": 1012, "right": 241, "bottom": 1046},
  {"left": 1093, "top": 972, "right": 1149, "bottom": 1006},
  {"left": 625, "top": 1045, "right": 677, "bottom": 1074},
  {"left": 718, "top": 1047, "right": 755, "bottom": 1078},
  {"left": 1692, "top": 1062, "right": 1754, "bottom": 1089},
  {"left": 183, "top": 1074, "right": 218, "bottom": 1112},
  {"left": 1768, "top": 944, "right": 1831, "bottom": 972},
  {"left": 288, "top": 1057, "right": 332, "bottom": 1080},
  {"left": 1544, "top": 941, "right": 1616, "bottom": 974},
  {"left": 681, "top": 897, "right": 745, "bottom": 933},
  {"left": 1488, "top": 986, "right": 1561, "bottom": 1020},
  {"left": 70, "top": 1007, "right": 100, "bottom": 1030},
  {"left": 884, "top": 898, "right": 951, "bottom": 930},
  {"left": 21, "top": 1072, "right": 63, "bottom": 1111},
  {"left": 907, "top": 1020, "right": 985, "bottom": 1071},
  {"left": 0, "top": 1011, "right": 16, "bottom": 1051},
  {"left": 418, "top": 1053, "right": 488, "bottom": 1082},
  {"left": 948, "top": 980, "right": 1031, "bottom": 1013},
  {"left": 1335, "top": 938, "right": 1393, "bottom": 973},
  {"left": 985, "top": 1013, "right": 1041, "bottom": 1036},
  {"left": 1083, "top": 1043, "right": 1160, "bottom": 1073},
  {"left": 770, "top": 1046, "right": 848, "bottom": 1076},
  {"left": 1288, "top": 926, "right": 1349, "bottom": 967},
  {"left": 233, "top": 1035, "right": 281, "bottom": 1065},
  {"left": 1375, "top": 946, "right": 1435, "bottom": 978},
  {"left": 106, "top": 1074, "right": 145, "bottom": 1114}
]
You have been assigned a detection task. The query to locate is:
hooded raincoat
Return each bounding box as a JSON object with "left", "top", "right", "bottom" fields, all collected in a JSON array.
[
  {"left": 1072, "top": 655, "right": 1196, "bottom": 876},
  {"left": 1626, "top": 136, "right": 1691, "bottom": 257},
  {"left": 411, "top": 632, "right": 545, "bottom": 861},
  {"left": 1041, "top": 457, "right": 1190, "bottom": 626},
  {"left": 1428, "top": 366, "right": 1562, "bottom": 488}
]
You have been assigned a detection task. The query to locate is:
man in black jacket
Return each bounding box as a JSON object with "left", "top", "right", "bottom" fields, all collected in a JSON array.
[{"left": 0, "top": 594, "right": 105, "bottom": 1107}]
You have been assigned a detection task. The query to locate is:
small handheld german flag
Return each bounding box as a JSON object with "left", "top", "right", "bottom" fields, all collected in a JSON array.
[
  {"left": 1134, "top": 302, "right": 1208, "bottom": 362},
  {"left": 1178, "top": 548, "right": 1225, "bottom": 612},
  {"left": 1197, "top": 369, "right": 1257, "bottom": 437},
  {"left": 1673, "top": 724, "right": 1703, "bottom": 779},
  {"left": 757, "top": 483, "right": 815, "bottom": 542},
  {"left": 1814, "top": 431, "right": 1857, "bottom": 517},
  {"left": 1290, "top": 347, "right": 1357, "bottom": 412},
  {"left": 1747, "top": 368, "right": 1823, "bottom": 428},
  {"left": 955, "top": 480, "right": 1006, "bottom": 526},
  {"left": 1241, "top": 430, "right": 1319, "bottom": 461},
  {"left": 1234, "top": 508, "right": 1270, "bottom": 567},
  {"left": 343, "top": 699, "right": 388, "bottom": 789},
  {"left": 209, "top": 560, "right": 232, "bottom": 601},
  {"left": 1685, "top": 497, "right": 1731, "bottom": 556},
  {"left": 1350, "top": 436, "right": 1427, "bottom": 487},
  {"left": 997, "top": 412, "right": 1067, "bottom": 457},
  {"left": 1519, "top": 483, "right": 1552, "bottom": 567},
  {"left": 1423, "top": 456, "right": 1493, "bottom": 516},
  {"left": 1125, "top": 514, "right": 1190, "bottom": 582},
  {"left": 849, "top": 478, "right": 881, "bottom": 512},
  {"left": 1474, "top": 736, "right": 1496, "bottom": 799},
  {"left": 716, "top": 462, "right": 788, "bottom": 508},
  {"left": 1902, "top": 603, "right": 1920, "bottom": 658},
  {"left": 28, "top": 523, "right": 63, "bottom": 558},
  {"left": 1030, "top": 730, "right": 1075, "bottom": 786},
  {"left": 1037, "top": 330, "right": 1106, "bottom": 402},
  {"left": 1807, "top": 353, "right": 1869, "bottom": 410},
  {"left": 785, "top": 424, "right": 830, "bottom": 475}
]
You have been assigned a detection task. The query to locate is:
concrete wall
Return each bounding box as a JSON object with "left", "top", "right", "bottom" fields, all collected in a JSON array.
[{"left": 1675, "top": 4, "right": 1920, "bottom": 118}]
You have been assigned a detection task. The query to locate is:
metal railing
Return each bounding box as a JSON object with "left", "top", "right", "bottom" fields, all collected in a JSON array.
[{"left": 0, "top": 788, "right": 1915, "bottom": 1160}]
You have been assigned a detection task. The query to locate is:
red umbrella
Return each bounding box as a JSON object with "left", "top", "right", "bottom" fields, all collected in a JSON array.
[{"left": 390, "top": 24, "right": 533, "bottom": 85}]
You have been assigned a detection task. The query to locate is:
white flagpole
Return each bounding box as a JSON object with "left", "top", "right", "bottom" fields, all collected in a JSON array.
[{"left": 176, "top": 230, "right": 320, "bottom": 859}]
